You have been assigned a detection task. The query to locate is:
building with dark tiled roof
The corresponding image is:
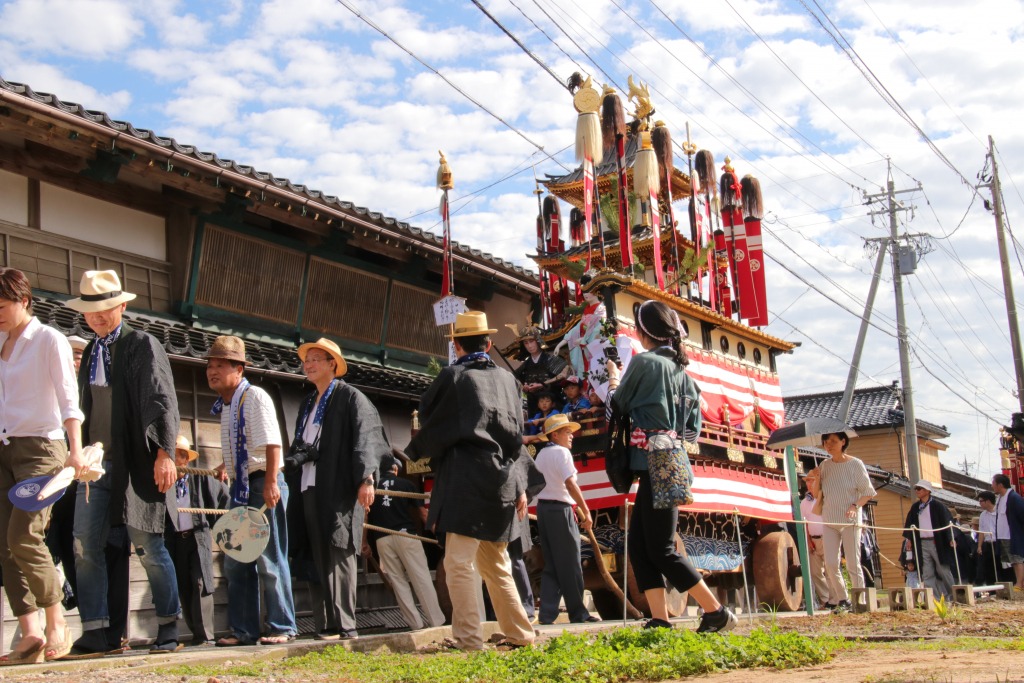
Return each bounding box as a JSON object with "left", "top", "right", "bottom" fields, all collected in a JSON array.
[
  {"left": 785, "top": 383, "right": 968, "bottom": 590},
  {"left": 0, "top": 76, "right": 541, "bottom": 641}
]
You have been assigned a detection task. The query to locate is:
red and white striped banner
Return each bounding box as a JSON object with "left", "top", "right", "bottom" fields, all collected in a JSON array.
[
  {"left": 686, "top": 352, "right": 784, "bottom": 430},
  {"left": 683, "top": 461, "right": 792, "bottom": 520}
]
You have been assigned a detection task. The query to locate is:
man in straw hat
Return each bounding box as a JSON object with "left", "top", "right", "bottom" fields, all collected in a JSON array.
[
  {"left": 291, "top": 337, "right": 389, "bottom": 640},
  {"left": 407, "top": 311, "right": 535, "bottom": 651},
  {"left": 65, "top": 270, "right": 183, "bottom": 656},
  {"left": 205, "top": 335, "right": 296, "bottom": 646},
  {"left": 166, "top": 435, "right": 227, "bottom": 647},
  {"left": 533, "top": 414, "right": 597, "bottom": 625}
]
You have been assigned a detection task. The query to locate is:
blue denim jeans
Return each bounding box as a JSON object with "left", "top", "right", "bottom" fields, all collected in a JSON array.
[
  {"left": 223, "top": 472, "right": 296, "bottom": 642},
  {"left": 126, "top": 525, "right": 181, "bottom": 624},
  {"left": 73, "top": 462, "right": 114, "bottom": 631}
]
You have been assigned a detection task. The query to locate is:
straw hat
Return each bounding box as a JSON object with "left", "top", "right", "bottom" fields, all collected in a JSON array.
[
  {"left": 452, "top": 311, "right": 497, "bottom": 338},
  {"left": 297, "top": 337, "right": 348, "bottom": 378},
  {"left": 539, "top": 413, "right": 581, "bottom": 441},
  {"left": 66, "top": 270, "right": 137, "bottom": 313},
  {"left": 206, "top": 335, "right": 248, "bottom": 365},
  {"left": 66, "top": 335, "right": 89, "bottom": 351},
  {"left": 175, "top": 435, "right": 200, "bottom": 463}
]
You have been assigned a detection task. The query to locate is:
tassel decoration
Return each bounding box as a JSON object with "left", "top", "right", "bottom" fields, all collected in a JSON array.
[
  {"left": 695, "top": 149, "right": 716, "bottom": 200},
  {"left": 741, "top": 175, "right": 763, "bottom": 219},
  {"left": 651, "top": 121, "right": 673, "bottom": 184},
  {"left": 600, "top": 86, "right": 626, "bottom": 156},
  {"left": 632, "top": 131, "right": 660, "bottom": 199},
  {"left": 575, "top": 111, "right": 602, "bottom": 164}
]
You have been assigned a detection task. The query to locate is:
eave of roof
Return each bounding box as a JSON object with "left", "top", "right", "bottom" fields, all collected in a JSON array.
[
  {"left": 784, "top": 383, "right": 949, "bottom": 437},
  {"left": 34, "top": 297, "right": 431, "bottom": 400},
  {"left": 0, "top": 77, "right": 537, "bottom": 290}
]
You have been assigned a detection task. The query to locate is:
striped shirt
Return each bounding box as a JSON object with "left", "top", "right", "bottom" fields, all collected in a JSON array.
[
  {"left": 819, "top": 455, "right": 875, "bottom": 526},
  {"left": 218, "top": 382, "right": 282, "bottom": 475}
]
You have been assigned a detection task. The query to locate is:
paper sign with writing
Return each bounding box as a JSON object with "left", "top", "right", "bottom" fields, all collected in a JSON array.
[{"left": 433, "top": 295, "right": 467, "bottom": 326}]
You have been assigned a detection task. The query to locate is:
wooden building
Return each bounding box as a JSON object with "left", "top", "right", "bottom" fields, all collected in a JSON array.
[
  {"left": 786, "top": 382, "right": 979, "bottom": 589},
  {"left": 0, "top": 77, "right": 537, "bottom": 645}
]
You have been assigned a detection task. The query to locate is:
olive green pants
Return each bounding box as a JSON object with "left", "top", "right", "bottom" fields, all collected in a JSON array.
[{"left": 0, "top": 436, "right": 66, "bottom": 616}]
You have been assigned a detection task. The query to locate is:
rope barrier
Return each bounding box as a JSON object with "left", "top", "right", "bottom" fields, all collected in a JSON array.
[
  {"left": 177, "top": 466, "right": 222, "bottom": 478},
  {"left": 364, "top": 523, "right": 439, "bottom": 545},
  {"left": 374, "top": 489, "right": 430, "bottom": 500},
  {"left": 178, "top": 507, "right": 229, "bottom": 515}
]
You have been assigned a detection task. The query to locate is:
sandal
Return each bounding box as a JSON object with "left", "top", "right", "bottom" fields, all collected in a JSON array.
[
  {"left": 258, "top": 634, "right": 295, "bottom": 645},
  {"left": 44, "top": 625, "right": 72, "bottom": 662},
  {"left": 0, "top": 637, "right": 46, "bottom": 666},
  {"left": 215, "top": 635, "right": 249, "bottom": 647}
]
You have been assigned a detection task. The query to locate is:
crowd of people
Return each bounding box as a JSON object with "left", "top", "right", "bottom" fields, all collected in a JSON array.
[{"left": 6, "top": 263, "right": 1023, "bottom": 663}]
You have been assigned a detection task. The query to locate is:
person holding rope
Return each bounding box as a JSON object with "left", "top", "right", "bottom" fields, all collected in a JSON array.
[
  {"left": 0, "top": 268, "right": 83, "bottom": 663},
  {"left": 67, "top": 270, "right": 182, "bottom": 657},
  {"left": 206, "top": 335, "right": 296, "bottom": 646},
  {"left": 407, "top": 311, "right": 536, "bottom": 651},
  {"left": 902, "top": 480, "right": 956, "bottom": 601},
  {"left": 293, "top": 338, "right": 389, "bottom": 640},
  {"left": 165, "top": 435, "right": 227, "bottom": 646},
  {"left": 364, "top": 455, "right": 445, "bottom": 632},
  {"left": 605, "top": 300, "right": 737, "bottom": 633}
]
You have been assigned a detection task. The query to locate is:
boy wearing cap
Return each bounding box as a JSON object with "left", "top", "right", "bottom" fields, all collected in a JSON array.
[
  {"left": 165, "top": 436, "right": 228, "bottom": 646},
  {"left": 66, "top": 270, "right": 182, "bottom": 656},
  {"left": 902, "top": 479, "right": 956, "bottom": 601},
  {"left": 534, "top": 414, "right": 597, "bottom": 625},
  {"left": 365, "top": 456, "right": 445, "bottom": 632},
  {"left": 407, "top": 311, "right": 535, "bottom": 651},
  {"left": 293, "top": 337, "right": 389, "bottom": 640},
  {"left": 205, "top": 335, "right": 296, "bottom": 646},
  {"left": 560, "top": 377, "right": 591, "bottom": 418}
]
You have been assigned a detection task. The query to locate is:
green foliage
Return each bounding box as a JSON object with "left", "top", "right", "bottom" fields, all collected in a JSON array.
[
  {"left": 426, "top": 357, "right": 444, "bottom": 377},
  {"left": 164, "top": 627, "right": 839, "bottom": 683},
  {"left": 932, "top": 595, "right": 965, "bottom": 624},
  {"left": 558, "top": 255, "right": 587, "bottom": 283},
  {"left": 598, "top": 176, "right": 639, "bottom": 235},
  {"left": 665, "top": 243, "right": 712, "bottom": 291}
]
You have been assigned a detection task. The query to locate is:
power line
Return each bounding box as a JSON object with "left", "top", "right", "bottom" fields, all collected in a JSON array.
[
  {"left": 334, "top": 0, "right": 570, "bottom": 172},
  {"left": 471, "top": 0, "right": 568, "bottom": 90}
]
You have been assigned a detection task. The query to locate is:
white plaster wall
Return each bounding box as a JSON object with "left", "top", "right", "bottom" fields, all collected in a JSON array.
[
  {"left": 0, "top": 169, "right": 28, "bottom": 225},
  {"left": 39, "top": 183, "right": 166, "bottom": 261}
]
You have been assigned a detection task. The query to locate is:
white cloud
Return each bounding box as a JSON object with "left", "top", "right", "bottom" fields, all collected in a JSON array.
[{"left": 0, "top": 0, "right": 143, "bottom": 58}]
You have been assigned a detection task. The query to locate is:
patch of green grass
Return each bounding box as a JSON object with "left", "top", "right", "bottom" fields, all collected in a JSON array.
[
  {"left": 166, "top": 627, "right": 840, "bottom": 683},
  {"left": 861, "top": 637, "right": 1024, "bottom": 653}
]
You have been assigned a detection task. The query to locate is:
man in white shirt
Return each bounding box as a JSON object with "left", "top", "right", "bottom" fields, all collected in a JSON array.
[
  {"left": 799, "top": 490, "right": 831, "bottom": 609},
  {"left": 534, "top": 414, "right": 598, "bottom": 625},
  {"left": 976, "top": 491, "right": 1001, "bottom": 585},
  {"left": 206, "top": 336, "right": 296, "bottom": 646}
]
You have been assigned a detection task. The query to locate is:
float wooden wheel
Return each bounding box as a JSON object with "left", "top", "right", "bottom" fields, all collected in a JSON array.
[{"left": 752, "top": 530, "right": 803, "bottom": 611}]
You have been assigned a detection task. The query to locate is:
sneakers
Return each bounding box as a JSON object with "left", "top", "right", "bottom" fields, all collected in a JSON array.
[
  {"left": 642, "top": 618, "right": 672, "bottom": 629},
  {"left": 831, "top": 600, "right": 852, "bottom": 614},
  {"left": 696, "top": 607, "right": 737, "bottom": 634}
]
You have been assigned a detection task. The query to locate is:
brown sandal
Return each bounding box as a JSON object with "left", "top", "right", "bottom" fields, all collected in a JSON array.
[
  {"left": 44, "top": 625, "right": 73, "bottom": 661},
  {"left": 0, "top": 637, "right": 46, "bottom": 666}
]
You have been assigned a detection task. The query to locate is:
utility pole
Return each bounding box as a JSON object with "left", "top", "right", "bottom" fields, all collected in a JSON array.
[
  {"left": 838, "top": 244, "right": 887, "bottom": 423},
  {"left": 863, "top": 159, "right": 922, "bottom": 484},
  {"left": 986, "top": 136, "right": 1024, "bottom": 412}
]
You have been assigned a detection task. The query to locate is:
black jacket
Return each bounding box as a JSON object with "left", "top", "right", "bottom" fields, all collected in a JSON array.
[
  {"left": 79, "top": 324, "right": 180, "bottom": 533},
  {"left": 903, "top": 495, "right": 955, "bottom": 569},
  {"left": 407, "top": 356, "right": 526, "bottom": 542}
]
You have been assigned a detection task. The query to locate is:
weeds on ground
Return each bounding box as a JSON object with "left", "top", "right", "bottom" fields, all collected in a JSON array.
[
  {"left": 933, "top": 596, "right": 965, "bottom": 624},
  {"left": 167, "top": 627, "right": 841, "bottom": 683}
]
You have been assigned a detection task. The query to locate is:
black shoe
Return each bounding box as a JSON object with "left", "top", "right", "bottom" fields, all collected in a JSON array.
[
  {"left": 643, "top": 618, "right": 672, "bottom": 629},
  {"left": 149, "top": 622, "right": 181, "bottom": 654},
  {"left": 64, "top": 629, "right": 116, "bottom": 659},
  {"left": 822, "top": 602, "right": 837, "bottom": 611},
  {"left": 831, "top": 600, "right": 852, "bottom": 614},
  {"left": 696, "top": 607, "right": 738, "bottom": 634}
]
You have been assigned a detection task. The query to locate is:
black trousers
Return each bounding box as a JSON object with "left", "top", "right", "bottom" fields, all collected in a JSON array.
[
  {"left": 165, "top": 530, "right": 214, "bottom": 642},
  {"left": 628, "top": 470, "right": 701, "bottom": 593}
]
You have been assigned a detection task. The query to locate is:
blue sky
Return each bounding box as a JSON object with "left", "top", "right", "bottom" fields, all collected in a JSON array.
[{"left": 3, "top": 0, "right": 1023, "bottom": 479}]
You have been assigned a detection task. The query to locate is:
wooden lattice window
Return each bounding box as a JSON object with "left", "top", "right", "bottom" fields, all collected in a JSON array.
[
  {"left": 385, "top": 282, "right": 447, "bottom": 357},
  {"left": 303, "top": 257, "right": 387, "bottom": 344},
  {"left": 195, "top": 226, "right": 304, "bottom": 325}
]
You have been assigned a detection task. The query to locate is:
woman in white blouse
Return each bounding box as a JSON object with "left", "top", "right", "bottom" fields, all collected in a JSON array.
[{"left": 0, "top": 268, "right": 84, "bottom": 663}]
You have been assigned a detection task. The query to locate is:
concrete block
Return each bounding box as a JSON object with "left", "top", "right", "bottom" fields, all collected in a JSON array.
[
  {"left": 910, "top": 587, "right": 934, "bottom": 610},
  {"left": 887, "top": 587, "right": 913, "bottom": 611},
  {"left": 850, "top": 587, "right": 879, "bottom": 613},
  {"left": 951, "top": 584, "right": 976, "bottom": 606}
]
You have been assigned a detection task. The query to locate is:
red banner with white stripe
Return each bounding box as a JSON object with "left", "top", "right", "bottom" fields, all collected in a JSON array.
[
  {"left": 686, "top": 352, "right": 784, "bottom": 431},
  {"left": 683, "top": 461, "right": 792, "bottom": 520}
]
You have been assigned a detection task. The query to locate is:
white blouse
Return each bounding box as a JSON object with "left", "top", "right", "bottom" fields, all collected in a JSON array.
[{"left": 0, "top": 317, "right": 83, "bottom": 442}]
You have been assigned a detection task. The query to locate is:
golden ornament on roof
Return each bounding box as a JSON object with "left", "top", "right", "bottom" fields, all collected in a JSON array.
[
  {"left": 626, "top": 75, "right": 653, "bottom": 121},
  {"left": 572, "top": 74, "right": 601, "bottom": 114}
]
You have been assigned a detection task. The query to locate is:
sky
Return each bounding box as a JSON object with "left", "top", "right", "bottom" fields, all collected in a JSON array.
[{"left": 2, "top": 0, "right": 1022, "bottom": 481}]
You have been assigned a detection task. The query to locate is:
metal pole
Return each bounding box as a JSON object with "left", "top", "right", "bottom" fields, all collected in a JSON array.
[
  {"left": 838, "top": 243, "right": 889, "bottom": 423},
  {"left": 989, "top": 135, "right": 1024, "bottom": 412},
  {"left": 888, "top": 159, "right": 922, "bottom": 485},
  {"left": 785, "top": 445, "right": 815, "bottom": 615}
]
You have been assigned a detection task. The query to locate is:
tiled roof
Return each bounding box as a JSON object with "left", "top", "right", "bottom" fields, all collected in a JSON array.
[
  {"left": 543, "top": 133, "right": 644, "bottom": 186},
  {"left": 0, "top": 77, "right": 533, "bottom": 282},
  {"left": 33, "top": 298, "right": 432, "bottom": 399},
  {"left": 784, "top": 382, "right": 949, "bottom": 438}
]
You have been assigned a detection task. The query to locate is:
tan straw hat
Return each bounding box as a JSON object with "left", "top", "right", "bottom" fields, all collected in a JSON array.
[
  {"left": 297, "top": 337, "right": 348, "bottom": 378},
  {"left": 66, "top": 270, "right": 137, "bottom": 313},
  {"left": 175, "top": 435, "right": 200, "bottom": 462},
  {"left": 452, "top": 311, "right": 497, "bottom": 338},
  {"left": 206, "top": 335, "right": 248, "bottom": 365},
  {"left": 539, "top": 413, "right": 581, "bottom": 441}
]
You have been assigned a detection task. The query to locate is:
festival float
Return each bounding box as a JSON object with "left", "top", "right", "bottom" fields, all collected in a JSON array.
[{"left": 507, "top": 74, "right": 805, "bottom": 617}]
